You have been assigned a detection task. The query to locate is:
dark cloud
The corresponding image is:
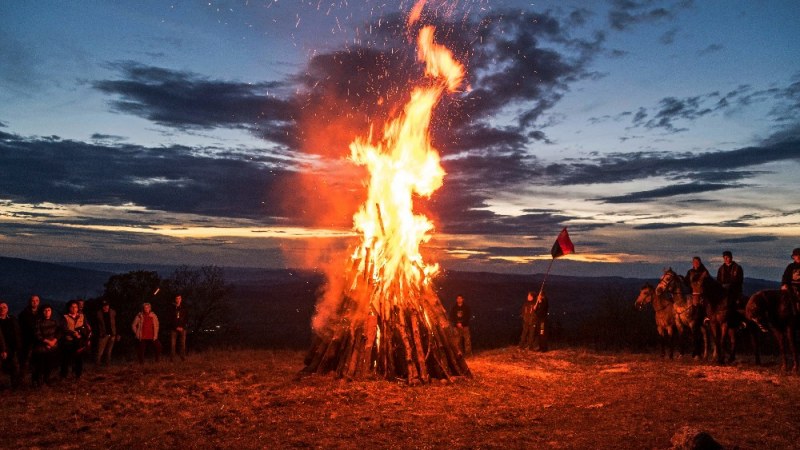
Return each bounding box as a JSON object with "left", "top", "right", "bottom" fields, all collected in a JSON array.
[
  {"left": 553, "top": 138, "right": 800, "bottom": 185},
  {"left": 0, "top": 135, "right": 303, "bottom": 223},
  {"left": 717, "top": 235, "right": 779, "bottom": 244},
  {"left": 596, "top": 182, "right": 732, "bottom": 203},
  {"left": 697, "top": 43, "right": 723, "bottom": 56},
  {"left": 93, "top": 61, "right": 293, "bottom": 134},
  {"left": 633, "top": 222, "right": 703, "bottom": 230},
  {"left": 608, "top": 0, "right": 693, "bottom": 31},
  {"left": 623, "top": 77, "right": 800, "bottom": 133}
]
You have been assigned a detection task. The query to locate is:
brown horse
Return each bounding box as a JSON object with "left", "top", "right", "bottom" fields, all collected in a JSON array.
[
  {"left": 745, "top": 290, "right": 798, "bottom": 373},
  {"left": 655, "top": 268, "right": 706, "bottom": 358},
  {"left": 635, "top": 283, "right": 676, "bottom": 358},
  {"left": 686, "top": 271, "right": 740, "bottom": 364}
]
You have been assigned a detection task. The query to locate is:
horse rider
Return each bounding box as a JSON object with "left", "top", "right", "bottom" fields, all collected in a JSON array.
[
  {"left": 686, "top": 256, "right": 710, "bottom": 357},
  {"left": 717, "top": 250, "right": 744, "bottom": 308},
  {"left": 780, "top": 247, "right": 800, "bottom": 313}
]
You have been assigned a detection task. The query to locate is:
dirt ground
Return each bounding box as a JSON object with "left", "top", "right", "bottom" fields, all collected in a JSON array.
[{"left": 1, "top": 348, "right": 798, "bottom": 449}]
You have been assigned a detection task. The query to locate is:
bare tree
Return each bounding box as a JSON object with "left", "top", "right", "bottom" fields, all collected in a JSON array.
[{"left": 164, "top": 265, "right": 232, "bottom": 334}]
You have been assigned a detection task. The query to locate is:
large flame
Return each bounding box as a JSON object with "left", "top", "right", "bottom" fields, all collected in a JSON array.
[{"left": 348, "top": 24, "right": 463, "bottom": 309}]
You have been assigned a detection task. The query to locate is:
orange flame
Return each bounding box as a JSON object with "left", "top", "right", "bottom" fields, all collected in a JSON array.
[{"left": 348, "top": 24, "right": 463, "bottom": 307}]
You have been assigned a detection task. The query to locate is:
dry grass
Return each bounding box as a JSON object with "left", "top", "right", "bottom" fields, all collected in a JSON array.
[{"left": 1, "top": 348, "right": 799, "bottom": 449}]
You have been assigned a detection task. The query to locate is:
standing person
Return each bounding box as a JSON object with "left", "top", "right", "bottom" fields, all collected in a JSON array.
[
  {"left": 519, "top": 291, "right": 537, "bottom": 350},
  {"left": 33, "top": 304, "right": 61, "bottom": 386},
  {"left": 449, "top": 295, "right": 472, "bottom": 357},
  {"left": 168, "top": 295, "right": 188, "bottom": 362},
  {"left": 18, "top": 294, "right": 41, "bottom": 378},
  {"left": 0, "top": 302, "right": 22, "bottom": 389},
  {"left": 132, "top": 303, "right": 161, "bottom": 364},
  {"left": 717, "top": 250, "right": 744, "bottom": 308},
  {"left": 94, "top": 301, "right": 117, "bottom": 366},
  {"left": 531, "top": 291, "right": 549, "bottom": 352},
  {"left": 685, "top": 256, "right": 710, "bottom": 358},
  {"left": 61, "top": 300, "right": 89, "bottom": 380}
]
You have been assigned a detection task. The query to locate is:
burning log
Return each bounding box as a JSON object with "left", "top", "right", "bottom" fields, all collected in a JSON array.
[{"left": 302, "top": 269, "right": 471, "bottom": 383}]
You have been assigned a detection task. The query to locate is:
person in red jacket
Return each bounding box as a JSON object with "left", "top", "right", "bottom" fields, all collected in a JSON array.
[{"left": 132, "top": 303, "right": 161, "bottom": 364}]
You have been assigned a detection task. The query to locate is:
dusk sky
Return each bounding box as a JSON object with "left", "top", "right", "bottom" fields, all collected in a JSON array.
[{"left": 1, "top": 1, "right": 798, "bottom": 280}]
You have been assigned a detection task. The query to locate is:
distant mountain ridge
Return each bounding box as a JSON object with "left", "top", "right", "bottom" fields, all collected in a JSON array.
[{"left": 0, "top": 256, "right": 112, "bottom": 310}]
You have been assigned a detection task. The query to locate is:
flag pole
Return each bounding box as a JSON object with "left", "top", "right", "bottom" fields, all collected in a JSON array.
[{"left": 539, "top": 257, "right": 555, "bottom": 294}]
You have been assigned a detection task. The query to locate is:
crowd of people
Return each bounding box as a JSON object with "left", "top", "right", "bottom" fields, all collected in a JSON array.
[{"left": 0, "top": 294, "right": 190, "bottom": 390}]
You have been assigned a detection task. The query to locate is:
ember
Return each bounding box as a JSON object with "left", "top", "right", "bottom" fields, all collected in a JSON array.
[{"left": 302, "top": 4, "right": 470, "bottom": 383}]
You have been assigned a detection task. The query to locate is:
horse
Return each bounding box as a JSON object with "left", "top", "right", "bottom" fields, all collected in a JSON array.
[
  {"left": 655, "top": 268, "right": 706, "bottom": 359},
  {"left": 635, "top": 282, "right": 677, "bottom": 358},
  {"left": 745, "top": 289, "right": 798, "bottom": 373},
  {"left": 689, "top": 271, "right": 740, "bottom": 364}
]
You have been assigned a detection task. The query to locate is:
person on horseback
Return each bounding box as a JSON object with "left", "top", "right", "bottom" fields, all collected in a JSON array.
[
  {"left": 686, "top": 256, "right": 710, "bottom": 357},
  {"left": 780, "top": 248, "right": 800, "bottom": 313},
  {"left": 717, "top": 250, "right": 744, "bottom": 308}
]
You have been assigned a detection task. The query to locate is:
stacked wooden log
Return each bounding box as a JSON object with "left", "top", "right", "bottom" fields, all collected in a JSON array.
[{"left": 302, "top": 260, "right": 471, "bottom": 384}]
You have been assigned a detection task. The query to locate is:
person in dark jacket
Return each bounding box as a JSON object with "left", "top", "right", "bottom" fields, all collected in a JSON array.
[
  {"left": 686, "top": 256, "right": 710, "bottom": 358},
  {"left": 33, "top": 304, "right": 61, "bottom": 386},
  {"left": 520, "top": 291, "right": 549, "bottom": 352},
  {"left": 781, "top": 247, "right": 800, "bottom": 310},
  {"left": 168, "top": 295, "right": 188, "bottom": 361},
  {"left": 18, "top": 294, "right": 41, "bottom": 377},
  {"left": 449, "top": 295, "right": 472, "bottom": 356},
  {"left": 519, "top": 291, "right": 537, "bottom": 350},
  {"left": 0, "top": 302, "right": 22, "bottom": 388},
  {"left": 717, "top": 250, "right": 744, "bottom": 308},
  {"left": 94, "top": 300, "right": 118, "bottom": 366}
]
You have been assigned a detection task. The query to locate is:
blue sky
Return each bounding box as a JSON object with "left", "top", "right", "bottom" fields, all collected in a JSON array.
[{"left": 1, "top": 0, "right": 798, "bottom": 281}]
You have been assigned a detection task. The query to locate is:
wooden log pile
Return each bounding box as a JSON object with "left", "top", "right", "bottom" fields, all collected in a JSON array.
[{"left": 302, "top": 257, "right": 471, "bottom": 384}]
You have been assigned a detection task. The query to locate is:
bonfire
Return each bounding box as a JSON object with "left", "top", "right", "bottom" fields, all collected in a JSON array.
[{"left": 302, "top": 6, "right": 471, "bottom": 384}]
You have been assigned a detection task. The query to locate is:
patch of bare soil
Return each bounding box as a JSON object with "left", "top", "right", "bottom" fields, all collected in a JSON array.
[{"left": 1, "top": 348, "right": 798, "bottom": 449}]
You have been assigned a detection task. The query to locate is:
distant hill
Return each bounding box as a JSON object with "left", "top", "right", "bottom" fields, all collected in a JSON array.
[{"left": 0, "top": 256, "right": 112, "bottom": 310}]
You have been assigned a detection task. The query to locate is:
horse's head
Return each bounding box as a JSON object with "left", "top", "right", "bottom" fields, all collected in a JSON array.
[
  {"left": 745, "top": 291, "right": 770, "bottom": 332},
  {"left": 656, "top": 267, "right": 679, "bottom": 296},
  {"left": 635, "top": 283, "right": 655, "bottom": 311}
]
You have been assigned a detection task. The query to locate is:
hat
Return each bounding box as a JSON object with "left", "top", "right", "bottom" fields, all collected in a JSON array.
[
  {"left": 722, "top": 250, "right": 732, "bottom": 258},
  {"left": 793, "top": 248, "right": 800, "bottom": 257}
]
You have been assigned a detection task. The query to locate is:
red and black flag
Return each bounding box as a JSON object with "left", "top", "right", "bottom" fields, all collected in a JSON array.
[{"left": 550, "top": 227, "right": 575, "bottom": 258}]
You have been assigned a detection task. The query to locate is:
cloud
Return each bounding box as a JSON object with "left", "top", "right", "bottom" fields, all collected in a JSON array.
[
  {"left": 608, "top": 0, "right": 693, "bottom": 31},
  {"left": 596, "top": 182, "right": 732, "bottom": 203},
  {"left": 623, "top": 76, "right": 800, "bottom": 133},
  {"left": 552, "top": 138, "right": 800, "bottom": 185},
  {"left": 0, "top": 135, "right": 302, "bottom": 222},
  {"left": 93, "top": 61, "right": 293, "bottom": 134},
  {"left": 717, "top": 235, "right": 779, "bottom": 244},
  {"left": 697, "top": 43, "right": 723, "bottom": 56}
]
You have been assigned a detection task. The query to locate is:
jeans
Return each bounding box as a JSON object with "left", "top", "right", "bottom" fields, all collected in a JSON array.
[
  {"left": 95, "top": 335, "right": 115, "bottom": 365},
  {"left": 170, "top": 329, "right": 187, "bottom": 360},
  {"left": 454, "top": 325, "right": 472, "bottom": 356},
  {"left": 136, "top": 339, "right": 162, "bottom": 364}
]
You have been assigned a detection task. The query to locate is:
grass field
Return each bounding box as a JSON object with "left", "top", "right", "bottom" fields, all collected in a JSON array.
[{"left": 1, "top": 348, "right": 798, "bottom": 449}]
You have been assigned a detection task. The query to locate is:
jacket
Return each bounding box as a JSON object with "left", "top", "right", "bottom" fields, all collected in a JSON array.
[
  {"left": 132, "top": 312, "right": 159, "bottom": 340},
  {"left": 96, "top": 308, "right": 117, "bottom": 337}
]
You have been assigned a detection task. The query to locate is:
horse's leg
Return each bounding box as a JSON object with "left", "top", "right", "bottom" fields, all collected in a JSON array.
[
  {"left": 750, "top": 324, "right": 761, "bottom": 365},
  {"left": 726, "top": 323, "right": 736, "bottom": 364},
  {"left": 773, "top": 328, "right": 787, "bottom": 372},
  {"left": 668, "top": 326, "right": 675, "bottom": 359},
  {"left": 787, "top": 326, "right": 798, "bottom": 374}
]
